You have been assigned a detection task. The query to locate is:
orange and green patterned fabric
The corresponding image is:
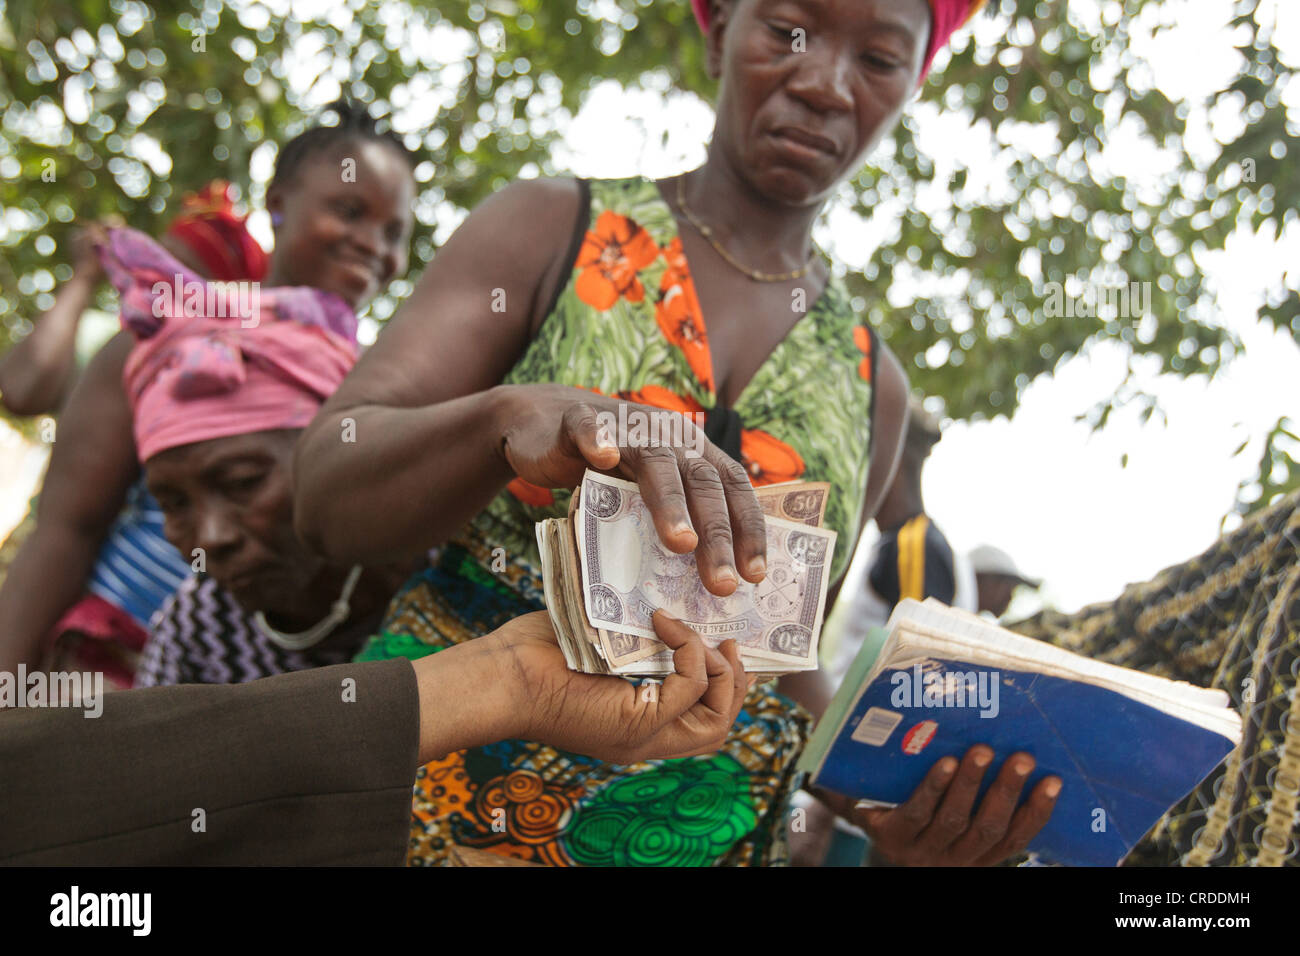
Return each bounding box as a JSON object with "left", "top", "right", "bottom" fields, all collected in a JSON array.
[
  {"left": 482, "top": 175, "right": 876, "bottom": 587},
  {"left": 355, "top": 176, "right": 877, "bottom": 866}
]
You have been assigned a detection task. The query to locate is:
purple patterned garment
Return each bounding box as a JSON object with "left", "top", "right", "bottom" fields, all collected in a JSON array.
[
  {"left": 100, "top": 227, "right": 358, "bottom": 342},
  {"left": 135, "top": 575, "right": 369, "bottom": 686}
]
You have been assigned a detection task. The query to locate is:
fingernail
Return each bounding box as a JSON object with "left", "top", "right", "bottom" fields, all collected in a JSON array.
[
  {"left": 747, "top": 556, "right": 766, "bottom": 577},
  {"left": 938, "top": 757, "right": 958, "bottom": 777},
  {"left": 973, "top": 749, "right": 992, "bottom": 768},
  {"left": 1043, "top": 778, "right": 1061, "bottom": 798},
  {"left": 654, "top": 608, "right": 678, "bottom": 621},
  {"left": 715, "top": 567, "right": 738, "bottom": 587},
  {"left": 1014, "top": 756, "right": 1033, "bottom": 776}
]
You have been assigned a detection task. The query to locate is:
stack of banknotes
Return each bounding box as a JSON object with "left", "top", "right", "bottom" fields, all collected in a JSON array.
[{"left": 536, "top": 470, "right": 837, "bottom": 680}]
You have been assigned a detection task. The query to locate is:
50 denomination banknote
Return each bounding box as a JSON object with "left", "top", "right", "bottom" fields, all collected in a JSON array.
[
  {"left": 577, "top": 471, "right": 837, "bottom": 667},
  {"left": 755, "top": 480, "right": 830, "bottom": 527}
]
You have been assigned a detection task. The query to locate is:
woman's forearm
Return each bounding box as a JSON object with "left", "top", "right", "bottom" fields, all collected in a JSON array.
[
  {"left": 0, "top": 335, "right": 138, "bottom": 674},
  {"left": 294, "top": 385, "right": 518, "bottom": 563},
  {"left": 0, "top": 270, "right": 96, "bottom": 416}
]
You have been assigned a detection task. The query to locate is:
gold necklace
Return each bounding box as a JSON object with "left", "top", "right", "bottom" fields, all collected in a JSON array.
[{"left": 675, "top": 176, "right": 814, "bottom": 283}]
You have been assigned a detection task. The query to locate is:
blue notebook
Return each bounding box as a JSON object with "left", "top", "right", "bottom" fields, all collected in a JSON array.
[{"left": 798, "top": 600, "right": 1241, "bottom": 866}]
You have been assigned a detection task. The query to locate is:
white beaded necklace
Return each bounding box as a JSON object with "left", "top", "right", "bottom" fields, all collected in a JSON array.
[{"left": 253, "top": 565, "right": 364, "bottom": 652}]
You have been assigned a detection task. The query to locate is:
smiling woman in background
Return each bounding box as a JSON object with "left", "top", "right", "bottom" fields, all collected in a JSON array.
[
  {"left": 292, "top": 0, "right": 1059, "bottom": 867},
  {"left": 0, "top": 102, "right": 417, "bottom": 686},
  {"left": 116, "top": 103, "right": 417, "bottom": 685}
]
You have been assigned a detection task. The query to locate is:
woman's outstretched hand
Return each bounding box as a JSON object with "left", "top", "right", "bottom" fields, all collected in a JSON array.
[
  {"left": 433, "top": 609, "right": 748, "bottom": 765},
  {"left": 495, "top": 384, "right": 768, "bottom": 596}
]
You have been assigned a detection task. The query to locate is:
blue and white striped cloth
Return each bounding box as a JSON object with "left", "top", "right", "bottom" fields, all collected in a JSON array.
[{"left": 86, "top": 479, "right": 190, "bottom": 629}]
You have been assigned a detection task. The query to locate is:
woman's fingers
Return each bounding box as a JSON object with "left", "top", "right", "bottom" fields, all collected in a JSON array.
[
  {"left": 719, "top": 638, "right": 748, "bottom": 727},
  {"left": 648, "top": 611, "right": 740, "bottom": 757},
  {"left": 561, "top": 402, "right": 620, "bottom": 472},
  {"left": 696, "top": 637, "right": 740, "bottom": 721},
  {"left": 974, "top": 774, "right": 1062, "bottom": 866},
  {"left": 551, "top": 396, "right": 766, "bottom": 596},
  {"left": 626, "top": 446, "right": 698, "bottom": 554},
  {"left": 681, "top": 457, "right": 739, "bottom": 595},
  {"left": 713, "top": 451, "right": 768, "bottom": 583},
  {"left": 623, "top": 445, "right": 757, "bottom": 595},
  {"left": 858, "top": 747, "right": 1061, "bottom": 867},
  {"left": 854, "top": 752, "right": 958, "bottom": 858},
  {"left": 653, "top": 609, "right": 719, "bottom": 718},
  {"left": 947, "top": 751, "right": 1036, "bottom": 862},
  {"left": 914, "top": 745, "right": 995, "bottom": 856}
]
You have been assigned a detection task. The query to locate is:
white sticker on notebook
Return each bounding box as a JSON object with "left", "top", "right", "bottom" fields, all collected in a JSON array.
[{"left": 850, "top": 707, "right": 903, "bottom": 747}]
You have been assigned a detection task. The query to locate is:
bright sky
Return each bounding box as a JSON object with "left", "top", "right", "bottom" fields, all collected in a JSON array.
[
  {"left": 4, "top": 0, "right": 1297, "bottom": 619},
  {"left": 923, "top": 0, "right": 1300, "bottom": 614}
]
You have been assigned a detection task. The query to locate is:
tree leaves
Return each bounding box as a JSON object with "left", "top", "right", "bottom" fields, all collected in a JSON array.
[
  {"left": 1229, "top": 415, "right": 1300, "bottom": 522},
  {"left": 1, "top": 0, "right": 1295, "bottom": 512}
]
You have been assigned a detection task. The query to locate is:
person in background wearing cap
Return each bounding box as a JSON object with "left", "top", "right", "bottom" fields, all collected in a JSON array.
[
  {"left": 293, "top": 0, "right": 1059, "bottom": 867},
  {"left": 968, "top": 544, "right": 1041, "bottom": 619}
]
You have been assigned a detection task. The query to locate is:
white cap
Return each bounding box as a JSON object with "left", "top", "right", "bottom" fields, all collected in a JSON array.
[{"left": 968, "top": 545, "right": 1041, "bottom": 589}]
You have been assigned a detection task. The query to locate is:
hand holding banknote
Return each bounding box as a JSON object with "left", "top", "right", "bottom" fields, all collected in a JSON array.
[
  {"left": 537, "top": 470, "right": 836, "bottom": 678},
  {"left": 496, "top": 384, "right": 768, "bottom": 594},
  {"left": 478, "top": 609, "right": 750, "bottom": 763}
]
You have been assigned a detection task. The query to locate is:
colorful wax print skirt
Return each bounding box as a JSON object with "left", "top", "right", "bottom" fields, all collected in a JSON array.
[{"left": 356, "top": 536, "right": 812, "bottom": 866}]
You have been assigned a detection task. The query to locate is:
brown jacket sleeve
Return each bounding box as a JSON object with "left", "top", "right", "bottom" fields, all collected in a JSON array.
[{"left": 0, "top": 657, "right": 418, "bottom": 865}]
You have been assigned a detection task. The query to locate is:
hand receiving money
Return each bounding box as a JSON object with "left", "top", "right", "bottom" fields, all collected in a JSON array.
[{"left": 537, "top": 470, "right": 837, "bottom": 679}]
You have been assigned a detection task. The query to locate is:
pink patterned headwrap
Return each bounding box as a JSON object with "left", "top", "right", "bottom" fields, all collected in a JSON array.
[
  {"left": 690, "top": 0, "right": 988, "bottom": 83},
  {"left": 101, "top": 228, "right": 359, "bottom": 463}
]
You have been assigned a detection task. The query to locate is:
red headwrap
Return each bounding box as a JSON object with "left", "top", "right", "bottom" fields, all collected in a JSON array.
[
  {"left": 166, "top": 180, "right": 269, "bottom": 283},
  {"left": 689, "top": 0, "right": 987, "bottom": 84}
]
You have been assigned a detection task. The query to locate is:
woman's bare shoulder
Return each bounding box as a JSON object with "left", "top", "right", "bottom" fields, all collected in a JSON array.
[{"left": 471, "top": 176, "right": 585, "bottom": 229}]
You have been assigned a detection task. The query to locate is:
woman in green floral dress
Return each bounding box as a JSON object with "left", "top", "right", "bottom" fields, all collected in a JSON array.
[{"left": 295, "top": 0, "right": 1059, "bottom": 866}]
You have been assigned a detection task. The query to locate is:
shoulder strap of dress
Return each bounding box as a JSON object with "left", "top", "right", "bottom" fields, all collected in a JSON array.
[
  {"left": 834, "top": 274, "right": 879, "bottom": 458},
  {"left": 536, "top": 177, "right": 592, "bottom": 325}
]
